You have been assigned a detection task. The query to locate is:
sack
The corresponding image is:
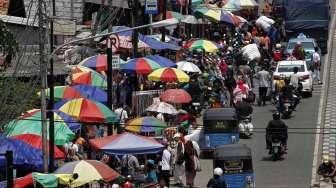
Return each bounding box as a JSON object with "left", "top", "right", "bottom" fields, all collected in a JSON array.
[
  {"left": 194, "top": 155, "right": 202, "bottom": 172},
  {"left": 242, "top": 44, "right": 261, "bottom": 61}
]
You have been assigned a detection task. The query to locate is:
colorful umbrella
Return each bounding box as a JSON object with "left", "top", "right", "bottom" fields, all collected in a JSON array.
[
  {"left": 57, "top": 98, "right": 118, "bottom": 123},
  {"left": 145, "top": 55, "right": 177, "bottom": 68},
  {"left": 54, "top": 160, "right": 121, "bottom": 187},
  {"left": 126, "top": 116, "right": 167, "bottom": 134},
  {"left": 160, "top": 89, "right": 192, "bottom": 104},
  {"left": 185, "top": 39, "right": 219, "bottom": 53},
  {"left": 70, "top": 70, "right": 107, "bottom": 89},
  {"left": 194, "top": 7, "right": 221, "bottom": 22},
  {"left": 0, "top": 136, "right": 43, "bottom": 169},
  {"left": 78, "top": 54, "right": 107, "bottom": 72},
  {"left": 71, "top": 65, "right": 94, "bottom": 74},
  {"left": 146, "top": 101, "right": 178, "bottom": 115},
  {"left": 220, "top": 11, "right": 247, "bottom": 27},
  {"left": 44, "top": 85, "right": 107, "bottom": 104},
  {"left": 166, "top": 11, "right": 184, "bottom": 20},
  {"left": 78, "top": 55, "right": 126, "bottom": 72},
  {"left": 120, "top": 57, "right": 162, "bottom": 74},
  {"left": 148, "top": 68, "right": 190, "bottom": 83},
  {"left": 4, "top": 109, "right": 77, "bottom": 145},
  {"left": 11, "top": 134, "right": 64, "bottom": 159},
  {"left": 89, "top": 132, "right": 164, "bottom": 155},
  {"left": 177, "top": 61, "right": 202, "bottom": 73}
]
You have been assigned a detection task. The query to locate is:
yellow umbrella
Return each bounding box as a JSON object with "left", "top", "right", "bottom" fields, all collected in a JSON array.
[{"left": 148, "top": 68, "right": 190, "bottom": 83}]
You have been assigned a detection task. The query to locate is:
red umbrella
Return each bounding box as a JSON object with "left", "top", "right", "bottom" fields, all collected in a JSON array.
[
  {"left": 160, "top": 89, "right": 192, "bottom": 104},
  {"left": 11, "top": 134, "right": 65, "bottom": 159}
]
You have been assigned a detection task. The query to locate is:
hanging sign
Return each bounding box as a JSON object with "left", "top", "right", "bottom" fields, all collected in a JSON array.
[{"left": 145, "top": 0, "right": 158, "bottom": 15}]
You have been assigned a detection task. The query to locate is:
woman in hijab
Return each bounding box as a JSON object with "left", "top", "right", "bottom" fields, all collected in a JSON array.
[
  {"left": 233, "top": 79, "right": 250, "bottom": 104},
  {"left": 184, "top": 140, "right": 197, "bottom": 188}
]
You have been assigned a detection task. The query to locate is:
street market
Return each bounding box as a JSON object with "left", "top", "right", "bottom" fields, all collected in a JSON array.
[{"left": 0, "top": 0, "right": 333, "bottom": 187}]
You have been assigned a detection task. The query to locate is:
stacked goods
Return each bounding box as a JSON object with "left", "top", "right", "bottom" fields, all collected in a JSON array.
[
  {"left": 256, "top": 16, "right": 275, "bottom": 32},
  {"left": 242, "top": 44, "right": 261, "bottom": 61}
]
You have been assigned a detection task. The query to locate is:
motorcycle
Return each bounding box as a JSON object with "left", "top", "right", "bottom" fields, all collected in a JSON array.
[
  {"left": 279, "top": 98, "right": 293, "bottom": 119},
  {"left": 270, "top": 138, "right": 285, "bottom": 161},
  {"left": 238, "top": 115, "right": 254, "bottom": 138}
]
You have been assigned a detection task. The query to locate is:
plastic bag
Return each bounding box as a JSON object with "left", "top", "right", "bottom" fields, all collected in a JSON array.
[{"left": 242, "top": 44, "right": 261, "bottom": 61}]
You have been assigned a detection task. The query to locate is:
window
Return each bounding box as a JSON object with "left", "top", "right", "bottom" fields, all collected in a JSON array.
[
  {"left": 287, "top": 42, "right": 315, "bottom": 50},
  {"left": 277, "top": 64, "right": 305, "bottom": 72}
]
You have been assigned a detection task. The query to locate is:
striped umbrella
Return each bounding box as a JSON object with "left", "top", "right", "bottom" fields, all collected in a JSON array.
[
  {"left": 56, "top": 98, "right": 118, "bottom": 123},
  {"left": 78, "top": 54, "right": 107, "bottom": 72},
  {"left": 43, "top": 85, "right": 107, "bottom": 103},
  {"left": 70, "top": 70, "right": 107, "bottom": 89},
  {"left": 146, "top": 101, "right": 178, "bottom": 115},
  {"left": 121, "top": 57, "right": 162, "bottom": 74},
  {"left": 4, "top": 109, "right": 76, "bottom": 145},
  {"left": 54, "top": 160, "right": 120, "bottom": 187},
  {"left": 126, "top": 116, "right": 167, "bottom": 134},
  {"left": 185, "top": 39, "right": 219, "bottom": 53},
  {"left": 166, "top": 11, "right": 184, "bottom": 20},
  {"left": 148, "top": 68, "right": 190, "bottom": 83},
  {"left": 220, "top": 10, "right": 247, "bottom": 27},
  {"left": 11, "top": 134, "right": 64, "bottom": 159}
]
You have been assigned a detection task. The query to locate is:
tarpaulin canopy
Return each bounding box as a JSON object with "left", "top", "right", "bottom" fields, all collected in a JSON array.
[
  {"left": 112, "top": 26, "right": 181, "bottom": 51},
  {"left": 0, "top": 173, "right": 33, "bottom": 188},
  {"left": 89, "top": 132, "right": 164, "bottom": 155},
  {"left": 0, "top": 136, "right": 43, "bottom": 169}
]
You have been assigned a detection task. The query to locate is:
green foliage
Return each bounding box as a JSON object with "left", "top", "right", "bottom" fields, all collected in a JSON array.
[
  {"left": 0, "top": 20, "right": 19, "bottom": 69},
  {"left": 0, "top": 79, "right": 40, "bottom": 128}
]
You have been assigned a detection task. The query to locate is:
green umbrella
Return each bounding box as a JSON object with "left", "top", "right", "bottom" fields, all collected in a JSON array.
[{"left": 4, "top": 109, "right": 76, "bottom": 145}]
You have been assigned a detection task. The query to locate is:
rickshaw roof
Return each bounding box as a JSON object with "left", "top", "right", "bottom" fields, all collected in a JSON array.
[
  {"left": 214, "top": 144, "right": 252, "bottom": 159},
  {"left": 203, "top": 108, "right": 237, "bottom": 121}
]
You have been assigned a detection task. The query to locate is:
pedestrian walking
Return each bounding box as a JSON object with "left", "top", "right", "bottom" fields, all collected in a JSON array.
[
  {"left": 173, "top": 133, "right": 185, "bottom": 187},
  {"left": 312, "top": 47, "right": 322, "bottom": 84},
  {"left": 184, "top": 140, "right": 197, "bottom": 188},
  {"left": 160, "top": 144, "right": 172, "bottom": 187},
  {"left": 256, "top": 66, "right": 271, "bottom": 106}
]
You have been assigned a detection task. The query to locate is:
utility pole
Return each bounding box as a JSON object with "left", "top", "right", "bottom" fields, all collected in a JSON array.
[
  {"left": 106, "top": 0, "right": 113, "bottom": 135},
  {"left": 38, "top": 0, "right": 49, "bottom": 173},
  {"left": 131, "top": 0, "right": 139, "bottom": 58},
  {"left": 48, "top": 0, "right": 56, "bottom": 173},
  {"left": 161, "top": 0, "right": 167, "bottom": 42}
]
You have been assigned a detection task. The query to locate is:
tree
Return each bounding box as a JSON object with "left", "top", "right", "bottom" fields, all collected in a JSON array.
[{"left": 0, "top": 20, "right": 19, "bottom": 70}]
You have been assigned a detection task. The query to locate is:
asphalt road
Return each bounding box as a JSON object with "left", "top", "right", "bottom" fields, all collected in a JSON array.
[{"left": 174, "top": 62, "right": 324, "bottom": 188}]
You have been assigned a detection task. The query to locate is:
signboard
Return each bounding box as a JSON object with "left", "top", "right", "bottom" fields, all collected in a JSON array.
[
  {"left": 145, "top": 0, "right": 158, "bottom": 15},
  {"left": 53, "top": 18, "right": 76, "bottom": 36},
  {"left": 112, "top": 55, "right": 120, "bottom": 69}
]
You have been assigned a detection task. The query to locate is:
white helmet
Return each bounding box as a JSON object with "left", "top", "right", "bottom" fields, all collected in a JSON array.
[
  {"left": 214, "top": 167, "right": 223, "bottom": 176},
  {"left": 112, "top": 184, "right": 120, "bottom": 188}
]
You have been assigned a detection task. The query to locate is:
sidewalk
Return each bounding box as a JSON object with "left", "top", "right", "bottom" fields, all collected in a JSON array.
[{"left": 313, "top": 7, "right": 336, "bottom": 188}]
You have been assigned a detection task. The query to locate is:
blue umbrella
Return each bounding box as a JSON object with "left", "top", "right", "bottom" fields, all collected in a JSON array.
[
  {"left": 145, "top": 55, "right": 177, "bottom": 68},
  {"left": 0, "top": 136, "right": 43, "bottom": 170}
]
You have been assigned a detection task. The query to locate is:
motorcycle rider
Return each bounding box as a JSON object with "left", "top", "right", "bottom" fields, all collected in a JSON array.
[
  {"left": 207, "top": 168, "right": 227, "bottom": 188},
  {"left": 279, "top": 78, "right": 295, "bottom": 111},
  {"left": 235, "top": 99, "right": 253, "bottom": 120},
  {"left": 266, "top": 112, "right": 288, "bottom": 153}
]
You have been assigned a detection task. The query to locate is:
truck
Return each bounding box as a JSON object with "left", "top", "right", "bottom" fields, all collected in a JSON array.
[{"left": 272, "top": 0, "right": 330, "bottom": 54}]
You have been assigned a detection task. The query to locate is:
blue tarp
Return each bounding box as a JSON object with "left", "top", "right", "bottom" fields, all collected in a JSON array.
[
  {"left": 0, "top": 136, "right": 43, "bottom": 170},
  {"left": 284, "top": 1, "right": 329, "bottom": 30},
  {"left": 112, "top": 26, "right": 181, "bottom": 51},
  {"left": 90, "top": 133, "right": 164, "bottom": 155},
  {"left": 145, "top": 55, "right": 177, "bottom": 68}
]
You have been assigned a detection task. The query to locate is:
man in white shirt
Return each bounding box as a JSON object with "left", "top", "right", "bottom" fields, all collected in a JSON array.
[
  {"left": 114, "top": 104, "right": 128, "bottom": 126},
  {"left": 312, "top": 47, "right": 322, "bottom": 84},
  {"left": 160, "top": 145, "right": 172, "bottom": 187},
  {"left": 290, "top": 67, "right": 300, "bottom": 89}
]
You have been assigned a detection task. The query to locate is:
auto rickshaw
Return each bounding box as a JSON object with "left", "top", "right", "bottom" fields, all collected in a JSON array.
[
  {"left": 199, "top": 108, "right": 239, "bottom": 152},
  {"left": 214, "top": 144, "right": 255, "bottom": 188}
]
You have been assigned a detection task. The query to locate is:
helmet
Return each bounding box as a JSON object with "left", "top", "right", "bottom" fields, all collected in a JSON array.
[
  {"left": 276, "top": 43, "right": 281, "bottom": 49},
  {"left": 214, "top": 168, "right": 223, "bottom": 176},
  {"left": 296, "top": 41, "right": 302, "bottom": 46},
  {"left": 112, "top": 184, "right": 120, "bottom": 188},
  {"left": 273, "top": 112, "right": 281, "bottom": 120},
  {"left": 322, "top": 155, "right": 330, "bottom": 163}
]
